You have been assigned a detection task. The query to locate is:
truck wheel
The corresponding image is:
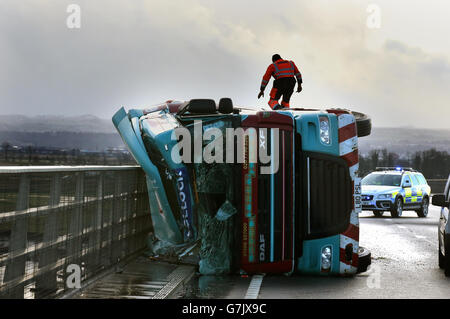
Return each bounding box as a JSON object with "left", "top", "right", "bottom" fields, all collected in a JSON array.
[
  {"left": 351, "top": 111, "right": 372, "bottom": 138},
  {"left": 357, "top": 246, "right": 371, "bottom": 273},
  {"left": 416, "top": 197, "right": 429, "bottom": 218},
  {"left": 373, "top": 211, "right": 383, "bottom": 217},
  {"left": 390, "top": 197, "right": 403, "bottom": 218}
]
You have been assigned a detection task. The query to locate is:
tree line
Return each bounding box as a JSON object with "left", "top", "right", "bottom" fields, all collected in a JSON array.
[
  {"left": 359, "top": 148, "right": 450, "bottom": 179},
  {"left": 2, "top": 141, "right": 448, "bottom": 179}
]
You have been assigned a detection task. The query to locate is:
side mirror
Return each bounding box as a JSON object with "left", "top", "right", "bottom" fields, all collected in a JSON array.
[
  {"left": 402, "top": 181, "right": 411, "bottom": 188},
  {"left": 432, "top": 194, "right": 448, "bottom": 207}
]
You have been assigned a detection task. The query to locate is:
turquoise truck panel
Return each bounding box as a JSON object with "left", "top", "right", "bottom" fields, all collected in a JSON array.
[
  {"left": 294, "top": 113, "right": 339, "bottom": 156},
  {"left": 112, "top": 107, "right": 183, "bottom": 244},
  {"left": 297, "top": 235, "right": 341, "bottom": 275}
]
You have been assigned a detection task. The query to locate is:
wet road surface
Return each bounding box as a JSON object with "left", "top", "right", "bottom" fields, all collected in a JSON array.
[
  {"left": 178, "top": 205, "right": 450, "bottom": 299},
  {"left": 73, "top": 206, "right": 449, "bottom": 299}
]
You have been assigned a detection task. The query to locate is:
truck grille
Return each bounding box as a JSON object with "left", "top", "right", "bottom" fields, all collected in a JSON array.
[{"left": 302, "top": 152, "right": 353, "bottom": 239}]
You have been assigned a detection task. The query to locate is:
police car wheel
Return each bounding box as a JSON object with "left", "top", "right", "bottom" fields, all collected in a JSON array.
[
  {"left": 416, "top": 197, "right": 429, "bottom": 218},
  {"left": 351, "top": 111, "right": 372, "bottom": 138},
  {"left": 357, "top": 246, "right": 371, "bottom": 273},
  {"left": 390, "top": 197, "right": 403, "bottom": 218},
  {"left": 373, "top": 211, "right": 383, "bottom": 217}
]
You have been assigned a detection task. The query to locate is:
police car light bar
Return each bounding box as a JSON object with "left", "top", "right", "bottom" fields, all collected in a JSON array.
[{"left": 375, "top": 167, "right": 417, "bottom": 172}]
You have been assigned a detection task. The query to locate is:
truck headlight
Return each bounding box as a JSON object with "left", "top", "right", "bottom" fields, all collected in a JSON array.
[
  {"left": 377, "top": 194, "right": 392, "bottom": 199},
  {"left": 319, "top": 116, "right": 330, "bottom": 144},
  {"left": 321, "top": 246, "right": 332, "bottom": 272}
]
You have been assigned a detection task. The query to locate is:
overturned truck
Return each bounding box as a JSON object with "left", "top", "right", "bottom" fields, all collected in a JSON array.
[{"left": 112, "top": 98, "right": 372, "bottom": 276}]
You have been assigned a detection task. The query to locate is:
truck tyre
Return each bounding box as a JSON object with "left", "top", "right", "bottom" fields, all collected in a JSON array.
[
  {"left": 351, "top": 111, "right": 372, "bottom": 138},
  {"left": 218, "top": 97, "right": 233, "bottom": 114},
  {"left": 390, "top": 197, "right": 403, "bottom": 218},
  {"left": 357, "top": 246, "right": 371, "bottom": 273},
  {"left": 187, "top": 99, "right": 217, "bottom": 114},
  {"left": 416, "top": 197, "right": 429, "bottom": 218}
]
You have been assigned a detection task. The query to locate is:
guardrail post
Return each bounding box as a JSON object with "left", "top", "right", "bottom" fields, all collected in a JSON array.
[
  {"left": 35, "top": 173, "right": 61, "bottom": 298},
  {"left": 135, "top": 172, "right": 148, "bottom": 251},
  {"left": 67, "top": 172, "right": 84, "bottom": 271},
  {"left": 122, "top": 173, "right": 132, "bottom": 257},
  {"left": 3, "top": 174, "right": 30, "bottom": 298},
  {"left": 88, "top": 173, "right": 103, "bottom": 272},
  {"left": 111, "top": 172, "right": 123, "bottom": 263},
  {"left": 135, "top": 173, "right": 148, "bottom": 250}
]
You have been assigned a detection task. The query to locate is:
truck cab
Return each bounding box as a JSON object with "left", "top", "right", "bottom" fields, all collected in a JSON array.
[{"left": 113, "top": 98, "right": 371, "bottom": 276}]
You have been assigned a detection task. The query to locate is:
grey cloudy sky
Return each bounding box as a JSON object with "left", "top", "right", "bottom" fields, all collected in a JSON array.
[{"left": 0, "top": 0, "right": 449, "bottom": 129}]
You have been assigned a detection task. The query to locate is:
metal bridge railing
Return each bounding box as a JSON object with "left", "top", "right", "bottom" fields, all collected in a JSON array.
[{"left": 0, "top": 166, "right": 152, "bottom": 299}]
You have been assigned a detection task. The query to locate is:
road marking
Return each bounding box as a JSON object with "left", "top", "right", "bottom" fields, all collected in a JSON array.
[
  {"left": 393, "top": 222, "right": 436, "bottom": 246},
  {"left": 244, "top": 274, "right": 265, "bottom": 299},
  {"left": 413, "top": 234, "right": 435, "bottom": 246},
  {"left": 392, "top": 222, "right": 436, "bottom": 246}
]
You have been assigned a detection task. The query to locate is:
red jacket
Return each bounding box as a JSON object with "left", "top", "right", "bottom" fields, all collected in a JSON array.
[{"left": 260, "top": 59, "right": 302, "bottom": 91}]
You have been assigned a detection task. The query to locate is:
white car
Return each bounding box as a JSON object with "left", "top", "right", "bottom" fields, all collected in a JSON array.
[{"left": 432, "top": 174, "right": 450, "bottom": 277}]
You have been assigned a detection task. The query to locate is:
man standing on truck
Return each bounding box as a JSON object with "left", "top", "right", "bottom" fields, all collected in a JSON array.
[{"left": 257, "top": 54, "right": 303, "bottom": 110}]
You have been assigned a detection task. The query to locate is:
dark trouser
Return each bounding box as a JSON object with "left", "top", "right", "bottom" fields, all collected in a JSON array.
[{"left": 268, "top": 77, "right": 296, "bottom": 110}]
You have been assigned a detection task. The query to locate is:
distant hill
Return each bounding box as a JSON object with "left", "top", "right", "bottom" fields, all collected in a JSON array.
[
  {"left": 0, "top": 114, "right": 122, "bottom": 150},
  {"left": 0, "top": 115, "right": 449, "bottom": 154},
  {"left": 358, "top": 127, "right": 450, "bottom": 156},
  {"left": 0, "top": 131, "right": 124, "bottom": 151},
  {"left": 0, "top": 114, "right": 115, "bottom": 134}
]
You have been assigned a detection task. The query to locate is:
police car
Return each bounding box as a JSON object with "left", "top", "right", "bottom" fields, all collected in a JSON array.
[{"left": 361, "top": 167, "right": 431, "bottom": 218}]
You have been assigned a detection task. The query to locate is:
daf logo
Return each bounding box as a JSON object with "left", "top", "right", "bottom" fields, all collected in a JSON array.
[{"left": 259, "top": 234, "right": 265, "bottom": 261}]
